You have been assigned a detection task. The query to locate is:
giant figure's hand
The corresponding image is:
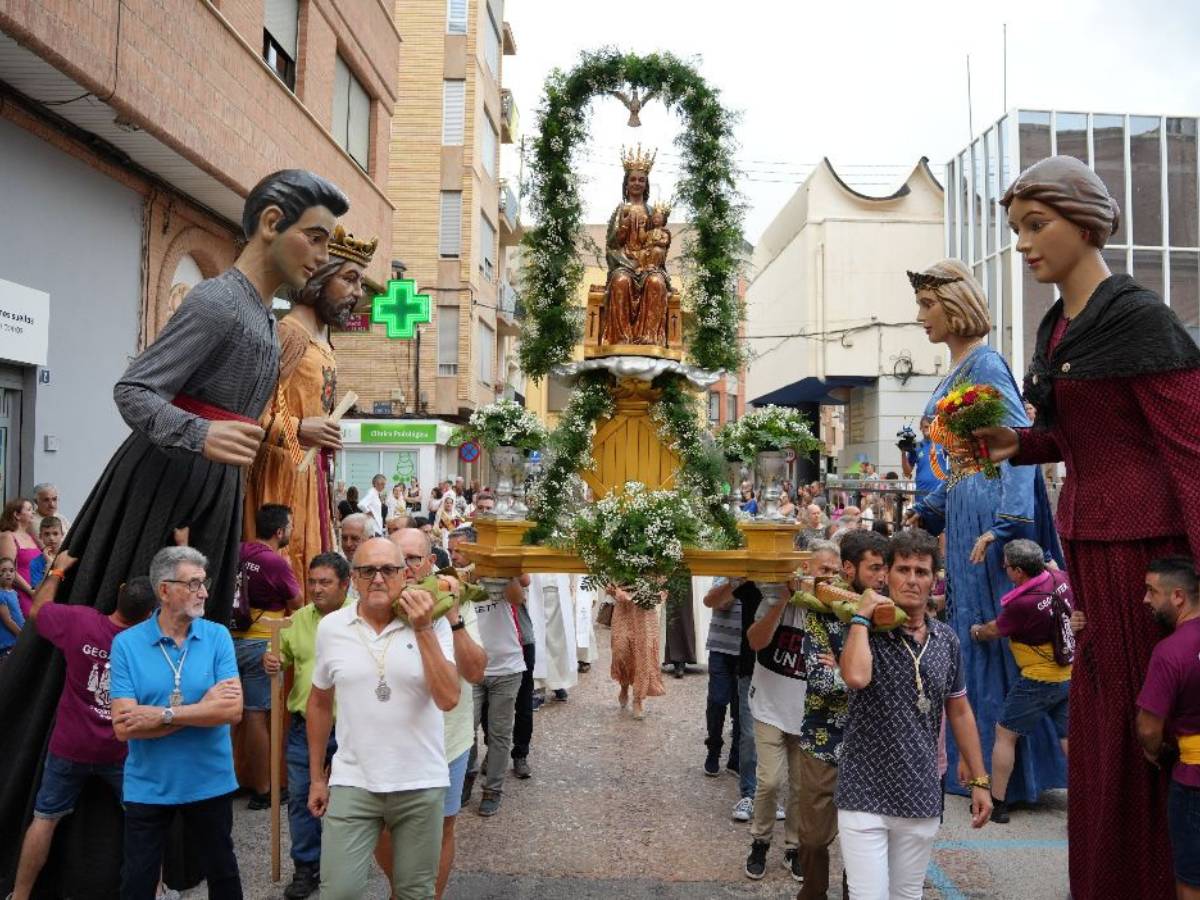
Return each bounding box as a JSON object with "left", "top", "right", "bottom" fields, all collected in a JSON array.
[
  {"left": 973, "top": 426, "right": 1019, "bottom": 463},
  {"left": 202, "top": 420, "right": 266, "bottom": 466},
  {"left": 298, "top": 416, "right": 343, "bottom": 450}
]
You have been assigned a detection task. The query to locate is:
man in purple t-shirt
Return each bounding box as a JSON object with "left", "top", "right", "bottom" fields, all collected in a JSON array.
[
  {"left": 970, "top": 539, "right": 1081, "bottom": 823},
  {"left": 1135, "top": 556, "right": 1200, "bottom": 895},
  {"left": 232, "top": 503, "right": 301, "bottom": 808},
  {"left": 9, "top": 552, "right": 158, "bottom": 900}
]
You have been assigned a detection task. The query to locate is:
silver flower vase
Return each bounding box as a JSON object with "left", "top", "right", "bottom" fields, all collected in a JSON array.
[
  {"left": 754, "top": 450, "right": 790, "bottom": 520},
  {"left": 490, "top": 445, "right": 523, "bottom": 519},
  {"left": 726, "top": 459, "right": 748, "bottom": 517}
]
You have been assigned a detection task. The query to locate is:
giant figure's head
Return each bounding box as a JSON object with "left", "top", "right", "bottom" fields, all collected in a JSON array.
[
  {"left": 288, "top": 224, "right": 378, "bottom": 328},
  {"left": 242, "top": 170, "right": 350, "bottom": 293}
]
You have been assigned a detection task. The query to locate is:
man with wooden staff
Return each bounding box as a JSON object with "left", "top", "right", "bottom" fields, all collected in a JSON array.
[
  {"left": 244, "top": 224, "right": 378, "bottom": 588},
  {"left": 262, "top": 552, "right": 351, "bottom": 899}
]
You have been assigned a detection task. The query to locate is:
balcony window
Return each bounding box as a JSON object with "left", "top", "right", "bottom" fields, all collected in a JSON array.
[
  {"left": 439, "top": 192, "right": 463, "bottom": 257},
  {"left": 483, "top": 7, "right": 501, "bottom": 77},
  {"left": 478, "top": 213, "right": 497, "bottom": 280},
  {"left": 481, "top": 114, "right": 498, "bottom": 178},
  {"left": 478, "top": 320, "right": 495, "bottom": 384},
  {"left": 333, "top": 56, "right": 370, "bottom": 171},
  {"left": 263, "top": 0, "right": 298, "bottom": 91},
  {"left": 438, "top": 305, "right": 460, "bottom": 376},
  {"left": 442, "top": 80, "right": 466, "bottom": 145},
  {"left": 447, "top": 0, "right": 467, "bottom": 34}
]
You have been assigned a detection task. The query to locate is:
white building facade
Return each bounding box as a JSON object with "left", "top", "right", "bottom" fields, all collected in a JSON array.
[{"left": 746, "top": 158, "right": 947, "bottom": 474}]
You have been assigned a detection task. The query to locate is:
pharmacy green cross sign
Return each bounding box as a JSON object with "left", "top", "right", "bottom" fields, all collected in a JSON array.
[{"left": 372, "top": 278, "right": 432, "bottom": 339}]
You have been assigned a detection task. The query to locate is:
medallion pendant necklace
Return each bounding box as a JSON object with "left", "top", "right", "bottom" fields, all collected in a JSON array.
[
  {"left": 355, "top": 622, "right": 400, "bottom": 702},
  {"left": 899, "top": 622, "right": 934, "bottom": 715},
  {"left": 158, "top": 641, "right": 188, "bottom": 708}
]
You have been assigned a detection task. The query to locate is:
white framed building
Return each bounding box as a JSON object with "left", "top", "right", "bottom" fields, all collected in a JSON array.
[{"left": 946, "top": 109, "right": 1199, "bottom": 382}]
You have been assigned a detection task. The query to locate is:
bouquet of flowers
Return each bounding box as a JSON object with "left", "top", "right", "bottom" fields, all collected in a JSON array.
[
  {"left": 449, "top": 398, "right": 548, "bottom": 452},
  {"left": 933, "top": 380, "right": 1006, "bottom": 478},
  {"left": 715, "top": 405, "right": 822, "bottom": 462},
  {"left": 567, "top": 482, "right": 700, "bottom": 609}
]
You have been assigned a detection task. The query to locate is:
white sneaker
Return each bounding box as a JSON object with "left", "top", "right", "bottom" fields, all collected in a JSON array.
[
  {"left": 732, "top": 796, "right": 754, "bottom": 822},
  {"left": 776, "top": 802, "right": 786, "bottom": 820}
]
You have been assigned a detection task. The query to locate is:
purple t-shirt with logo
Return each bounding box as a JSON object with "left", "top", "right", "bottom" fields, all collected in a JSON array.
[
  {"left": 996, "top": 569, "right": 1074, "bottom": 646},
  {"left": 35, "top": 604, "right": 129, "bottom": 765},
  {"left": 1137, "top": 617, "right": 1200, "bottom": 788},
  {"left": 239, "top": 541, "right": 300, "bottom": 612}
]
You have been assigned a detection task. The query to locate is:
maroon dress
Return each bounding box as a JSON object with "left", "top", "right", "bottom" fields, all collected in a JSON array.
[{"left": 1013, "top": 316, "right": 1200, "bottom": 900}]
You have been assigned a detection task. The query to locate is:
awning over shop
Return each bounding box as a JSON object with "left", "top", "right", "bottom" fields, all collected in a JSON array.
[{"left": 749, "top": 375, "right": 876, "bottom": 407}]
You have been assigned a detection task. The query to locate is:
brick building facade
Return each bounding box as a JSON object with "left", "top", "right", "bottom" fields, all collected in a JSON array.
[
  {"left": 335, "top": 0, "right": 522, "bottom": 422},
  {"left": 0, "top": 0, "right": 399, "bottom": 513}
]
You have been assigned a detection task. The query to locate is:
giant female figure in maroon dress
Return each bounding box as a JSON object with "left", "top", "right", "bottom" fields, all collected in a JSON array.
[{"left": 980, "top": 155, "right": 1200, "bottom": 900}]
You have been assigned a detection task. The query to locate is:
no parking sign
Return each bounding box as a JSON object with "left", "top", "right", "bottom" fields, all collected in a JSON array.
[{"left": 459, "top": 440, "right": 481, "bottom": 463}]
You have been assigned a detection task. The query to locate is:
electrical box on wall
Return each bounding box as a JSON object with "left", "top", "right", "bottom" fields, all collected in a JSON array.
[{"left": 44, "top": 435, "right": 60, "bottom": 452}]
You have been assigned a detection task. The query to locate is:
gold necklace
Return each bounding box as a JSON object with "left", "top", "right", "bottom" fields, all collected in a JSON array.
[{"left": 899, "top": 622, "right": 934, "bottom": 715}]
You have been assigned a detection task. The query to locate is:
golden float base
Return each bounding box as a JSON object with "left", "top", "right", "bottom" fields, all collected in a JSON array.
[{"left": 461, "top": 518, "right": 809, "bottom": 583}]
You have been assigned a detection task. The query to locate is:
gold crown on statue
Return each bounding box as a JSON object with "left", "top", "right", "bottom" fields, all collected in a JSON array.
[
  {"left": 328, "top": 225, "right": 379, "bottom": 267},
  {"left": 621, "top": 144, "right": 657, "bottom": 175},
  {"left": 650, "top": 201, "right": 672, "bottom": 219}
]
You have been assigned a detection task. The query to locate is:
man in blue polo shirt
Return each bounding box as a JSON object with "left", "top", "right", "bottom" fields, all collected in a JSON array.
[{"left": 110, "top": 546, "right": 245, "bottom": 900}]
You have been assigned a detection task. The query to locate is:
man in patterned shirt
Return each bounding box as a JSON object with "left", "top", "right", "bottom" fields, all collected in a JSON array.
[
  {"left": 794, "top": 532, "right": 887, "bottom": 900},
  {"left": 836, "top": 529, "right": 992, "bottom": 899}
]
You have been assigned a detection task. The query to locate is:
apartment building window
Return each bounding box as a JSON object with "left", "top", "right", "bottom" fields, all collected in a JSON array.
[
  {"left": 727, "top": 392, "right": 738, "bottom": 423},
  {"left": 481, "top": 113, "right": 498, "bottom": 178},
  {"left": 439, "top": 191, "right": 463, "bottom": 257},
  {"left": 478, "top": 319, "right": 495, "bottom": 384},
  {"left": 333, "top": 56, "right": 371, "bottom": 171},
  {"left": 483, "top": 7, "right": 501, "bottom": 77},
  {"left": 447, "top": 0, "right": 467, "bottom": 34},
  {"left": 707, "top": 391, "right": 720, "bottom": 424},
  {"left": 263, "top": 0, "right": 298, "bottom": 90},
  {"left": 478, "top": 212, "right": 497, "bottom": 280},
  {"left": 442, "top": 80, "right": 466, "bottom": 145},
  {"left": 438, "top": 305, "right": 460, "bottom": 375}
]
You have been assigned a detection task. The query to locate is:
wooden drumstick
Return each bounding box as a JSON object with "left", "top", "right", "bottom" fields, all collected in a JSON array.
[
  {"left": 261, "top": 615, "right": 294, "bottom": 882},
  {"left": 297, "top": 391, "right": 357, "bottom": 473}
]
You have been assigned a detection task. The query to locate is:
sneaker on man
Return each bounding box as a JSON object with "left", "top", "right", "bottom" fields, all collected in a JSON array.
[
  {"left": 783, "top": 848, "right": 804, "bottom": 882},
  {"left": 776, "top": 802, "right": 786, "bottom": 820},
  {"left": 478, "top": 791, "right": 502, "bottom": 817},
  {"left": 552, "top": 688, "right": 568, "bottom": 701},
  {"left": 703, "top": 747, "right": 721, "bottom": 777},
  {"left": 745, "top": 839, "right": 769, "bottom": 880},
  {"left": 731, "top": 796, "right": 754, "bottom": 822},
  {"left": 725, "top": 753, "right": 739, "bottom": 775},
  {"left": 512, "top": 757, "right": 532, "bottom": 779},
  {"left": 283, "top": 862, "right": 320, "bottom": 899}
]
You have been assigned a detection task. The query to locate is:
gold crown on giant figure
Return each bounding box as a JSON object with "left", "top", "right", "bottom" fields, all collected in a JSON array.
[
  {"left": 328, "top": 225, "right": 378, "bottom": 267},
  {"left": 621, "top": 144, "right": 657, "bottom": 175}
]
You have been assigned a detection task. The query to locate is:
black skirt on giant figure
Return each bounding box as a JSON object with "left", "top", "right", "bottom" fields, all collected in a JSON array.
[{"left": 0, "top": 270, "right": 278, "bottom": 898}]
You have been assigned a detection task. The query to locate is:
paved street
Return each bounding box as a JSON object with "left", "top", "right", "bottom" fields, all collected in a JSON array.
[{"left": 200, "top": 629, "right": 1070, "bottom": 899}]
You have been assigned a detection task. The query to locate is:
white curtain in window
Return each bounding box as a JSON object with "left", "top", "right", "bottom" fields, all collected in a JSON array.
[
  {"left": 481, "top": 114, "right": 497, "bottom": 177},
  {"left": 478, "top": 212, "right": 496, "bottom": 278},
  {"left": 440, "top": 192, "right": 463, "bottom": 257},
  {"left": 447, "top": 0, "right": 467, "bottom": 34},
  {"left": 265, "top": 0, "right": 299, "bottom": 59},
  {"left": 442, "top": 81, "right": 465, "bottom": 145},
  {"left": 348, "top": 72, "right": 370, "bottom": 169},
  {"left": 438, "top": 305, "right": 460, "bottom": 375},
  {"left": 477, "top": 319, "right": 495, "bottom": 383},
  {"left": 483, "top": 10, "right": 500, "bottom": 76}
]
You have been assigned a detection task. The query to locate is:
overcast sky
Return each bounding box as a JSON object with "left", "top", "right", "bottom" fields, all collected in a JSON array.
[{"left": 499, "top": 0, "right": 1200, "bottom": 243}]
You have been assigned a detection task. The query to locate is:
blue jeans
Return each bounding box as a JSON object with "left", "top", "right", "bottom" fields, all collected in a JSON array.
[
  {"left": 737, "top": 674, "right": 757, "bottom": 799},
  {"left": 233, "top": 638, "right": 271, "bottom": 711},
  {"left": 1168, "top": 780, "right": 1200, "bottom": 887},
  {"left": 34, "top": 752, "right": 124, "bottom": 819},
  {"left": 705, "top": 651, "right": 741, "bottom": 759},
  {"left": 287, "top": 714, "right": 336, "bottom": 865}
]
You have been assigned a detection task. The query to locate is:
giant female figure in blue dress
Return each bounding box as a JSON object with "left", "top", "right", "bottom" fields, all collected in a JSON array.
[{"left": 904, "top": 259, "right": 1065, "bottom": 805}]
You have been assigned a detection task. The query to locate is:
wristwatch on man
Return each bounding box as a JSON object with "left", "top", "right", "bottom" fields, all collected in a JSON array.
[{"left": 161, "top": 707, "right": 175, "bottom": 726}]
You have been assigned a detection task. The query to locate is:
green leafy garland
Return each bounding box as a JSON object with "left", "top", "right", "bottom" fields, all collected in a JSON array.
[
  {"left": 524, "top": 370, "right": 615, "bottom": 545},
  {"left": 519, "top": 48, "right": 746, "bottom": 379},
  {"left": 650, "top": 374, "right": 741, "bottom": 548}
]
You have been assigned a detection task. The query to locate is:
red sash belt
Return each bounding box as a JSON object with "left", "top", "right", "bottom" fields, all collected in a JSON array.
[{"left": 172, "top": 393, "right": 256, "bottom": 425}]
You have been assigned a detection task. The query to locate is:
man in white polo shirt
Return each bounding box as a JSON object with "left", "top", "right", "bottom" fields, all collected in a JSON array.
[{"left": 305, "top": 537, "right": 460, "bottom": 900}]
